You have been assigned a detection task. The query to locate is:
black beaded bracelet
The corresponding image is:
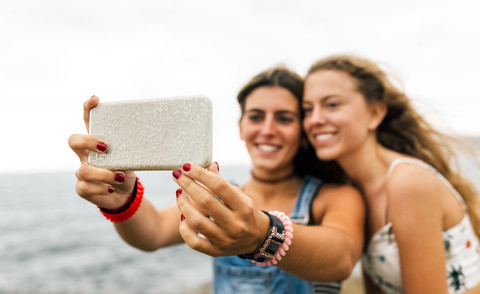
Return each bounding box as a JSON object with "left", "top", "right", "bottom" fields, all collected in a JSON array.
[{"left": 238, "top": 210, "right": 286, "bottom": 263}]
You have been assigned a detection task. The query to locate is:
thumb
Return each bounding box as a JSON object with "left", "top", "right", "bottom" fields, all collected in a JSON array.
[{"left": 207, "top": 162, "right": 220, "bottom": 174}]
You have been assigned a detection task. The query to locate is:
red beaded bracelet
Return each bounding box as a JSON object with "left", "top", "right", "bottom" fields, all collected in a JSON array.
[{"left": 99, "top": 177, "right": 144, "bottom": 223}]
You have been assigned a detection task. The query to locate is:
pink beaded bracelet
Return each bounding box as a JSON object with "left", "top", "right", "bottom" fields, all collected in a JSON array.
[
  {"left": 238, "top": 210, "right": 294, "bottom": 267},
  {"left": 254, "top": 211, "right": 293, "bottom": 266}
]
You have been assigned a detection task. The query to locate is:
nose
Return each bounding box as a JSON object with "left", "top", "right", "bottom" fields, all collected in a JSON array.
[
  {"left": 261, "top": 115, "right": 276, "bottom": 135},
  {"left": 307, "top": 106, "right": 327, "bottom": 125}
]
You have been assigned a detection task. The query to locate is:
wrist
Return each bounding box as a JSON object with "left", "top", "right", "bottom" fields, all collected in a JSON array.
[
  {"left": 99, "top": 177, "right": 144, "bottom": 222},
  {"left": 249, "top": 210, "right": 271, "bottom": 253},
  {"left": 238, "top": 210, "right": 294, "bottom": 266},
  {"left": 100, "top": 181, "right": 138, "bottom": 213}
]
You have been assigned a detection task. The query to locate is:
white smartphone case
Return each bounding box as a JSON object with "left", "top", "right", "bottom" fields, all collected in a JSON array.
[{"left": 88, "top": 95, "right": 212, "bottom": 170}]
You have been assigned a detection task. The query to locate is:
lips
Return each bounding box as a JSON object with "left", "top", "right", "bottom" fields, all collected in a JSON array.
[
  {"left": 314, "top": 133, "right": 333, "bottom": 142},
  {"left": 257, "top": 144, "right": 281, "bottom": 152},
  {"left": 309, "top": 131, "right": 337, "bottom": 146}
]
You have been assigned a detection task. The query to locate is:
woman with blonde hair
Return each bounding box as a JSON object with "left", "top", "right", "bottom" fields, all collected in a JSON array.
[{"left": 300, "top": 54, "right": 480, "bottom": 293}]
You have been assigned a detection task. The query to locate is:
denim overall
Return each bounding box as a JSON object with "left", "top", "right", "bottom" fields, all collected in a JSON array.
[{"left": 213, "top": 176, "right": 342, "bottom": 293}]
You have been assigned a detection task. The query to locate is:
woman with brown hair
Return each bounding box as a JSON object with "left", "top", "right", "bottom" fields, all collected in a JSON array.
[{"left": 69, "top": 64, "right": 365, "bottom": 293}]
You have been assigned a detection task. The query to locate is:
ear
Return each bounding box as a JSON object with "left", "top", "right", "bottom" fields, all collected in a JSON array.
[{"left": 367, "top": 101, "right": 387, "bottom": 131}]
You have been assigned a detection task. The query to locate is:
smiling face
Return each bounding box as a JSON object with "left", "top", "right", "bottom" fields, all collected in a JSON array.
[
  {"left": 303, "top": 70, "right": 381, "bottom": 162},
  {"left": 240, "top": 86, "right": 301, "bottom": 174}
]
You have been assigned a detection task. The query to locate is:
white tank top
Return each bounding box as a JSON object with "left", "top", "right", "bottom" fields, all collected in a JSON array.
[{"left": 362, "top": 158, "right": 480, "bottom": 293}]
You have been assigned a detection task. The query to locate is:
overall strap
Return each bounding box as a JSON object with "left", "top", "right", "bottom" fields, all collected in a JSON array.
[{"left": 290, "top": 175, "right": 323, "bottom": 225}]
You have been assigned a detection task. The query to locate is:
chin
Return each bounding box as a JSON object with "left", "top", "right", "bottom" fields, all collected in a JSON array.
[
  {"left": 313, "top": 148, "right": 338, "bottom": 161},
  {"left": 253, "top": 158, "right": 292, "bottom": 172}
]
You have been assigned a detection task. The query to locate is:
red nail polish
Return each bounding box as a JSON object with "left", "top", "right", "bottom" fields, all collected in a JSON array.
[
  {"left": 172, "top": 169, "right": 182, "bottom": 179},
  {"left": 115, "top": 173, "right": 125, "bottom": 182},
  {"left": 181, "top": 214, "right": 185, "bottom": 221},
  {"left": 183, "top": 163, "right": 191, "bottom": 171},
  {"left": 176, "top": 188, "right": 182, "bottom": 198},
  {"left": 215, "top": 162, "right": 219, "bottom": 171},
  {"left": 97, "top": 142, "right": 107, "bottom": 152},
  {"left": 108, "top": 186, "right": 115, "bottom": 193}
]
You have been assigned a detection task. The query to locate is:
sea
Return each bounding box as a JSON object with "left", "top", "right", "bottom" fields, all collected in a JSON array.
[
  {"left": 1, "top": 147, "right": 479, "bottom": 294},
  {"left": 0, "top": 166, "right": 251, "bottom": 294}
]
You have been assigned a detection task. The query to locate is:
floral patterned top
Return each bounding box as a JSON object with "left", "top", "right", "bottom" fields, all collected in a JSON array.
[{"left": 362, "top": 158, "right": 480, "bottom": 293}]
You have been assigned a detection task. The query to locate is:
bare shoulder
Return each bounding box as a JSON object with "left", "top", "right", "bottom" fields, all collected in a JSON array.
[
  {"left": 312, "top": 183, "right": 365, "bottom": 223},
  {"left": 385, "top": 162, "right": 443, "bottom": 222},
  {"left": 320, "top": 183, "right": 364, "bottom": 206},
  {"left": 386, "top": 163, "right": 441, "bottom": 204},
  {"left": 312, "top": 183, "right": 365, "bottom": 251}
]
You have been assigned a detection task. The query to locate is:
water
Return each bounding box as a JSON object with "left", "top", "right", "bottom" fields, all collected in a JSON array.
[
  {"left": 0, "top": 166, "right": 251, "bottom": 294},
  {"left": 1, "top": 153, "right": 479, "bottom": 294}
]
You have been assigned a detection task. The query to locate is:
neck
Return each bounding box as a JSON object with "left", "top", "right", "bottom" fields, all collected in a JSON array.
[
  {"left": 338, "top": 141, "right": 396, "bottom": 194},
  {"left": 250, "top": 170, "right": 297, "bottom": 185}
]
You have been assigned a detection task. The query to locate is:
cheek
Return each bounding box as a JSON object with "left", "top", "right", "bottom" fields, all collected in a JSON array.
[
  {"left": 286, "top": 127, "right": 302, "bottom": 149},
  {"left": 333, "top": 113, "right": 353, "bottom": 127},
  {"left": 288, "top": 132, "right": 301, "bottom": 146},
  {"left": 339, "top": 113, "right": 371, "bottom": 143},
  {"left": 239, "top": 119, "right": 249, "bottom": 140},
  {"left": 302, "top": 117, "right": 312, "bottom": 133}
]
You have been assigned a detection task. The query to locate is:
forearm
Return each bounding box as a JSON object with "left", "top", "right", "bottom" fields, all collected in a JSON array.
[
  {"left": 113, "top": 200, "right": 183, "bottom": 251},
  {"left": 276, "top": 224, "right": 361, "bottom": 282}
]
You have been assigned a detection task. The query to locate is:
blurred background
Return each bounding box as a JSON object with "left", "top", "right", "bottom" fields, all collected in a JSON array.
[
  {"left": 1, "top": 0, "right": 479, "bottom": 293},
  {"left": 1, "top": 0, "right": 480, "bottom": 174}
]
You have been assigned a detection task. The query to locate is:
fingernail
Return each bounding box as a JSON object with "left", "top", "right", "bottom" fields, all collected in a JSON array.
[
  {"left": 97, "top": 142, "right": 107, "bottom": 152},
  {"left": 115, "top": 173, "right": 125, "bottom": 182},
  {"left": 108, "top": 186, "right": 115, "bottom": 193},
  {"left": 176, "top": 188, "right": 182, "bottom": 198},
  {"left": 181, "top": 214, "right": 185, "bottom": 222},
  {"left": 183, "top": 163, "right": 191, "bottom": 171},
  {"left": 215, "top": 162, "right": 219, "bottom": 171},
  {"left": 172, "top": 169, "right": 182, "bottom": 179}
]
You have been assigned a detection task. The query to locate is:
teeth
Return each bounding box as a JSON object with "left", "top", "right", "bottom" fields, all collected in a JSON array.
[
  {"left": 258, "top": 144, "right": 278, "bottom": 152},
  {"left": 315, "top": 134, "right": 332, "bottom": 141}
]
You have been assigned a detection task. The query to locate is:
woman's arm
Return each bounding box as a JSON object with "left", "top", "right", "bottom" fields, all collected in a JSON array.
[
  {"left": 174, "top": 163, "right": 365, "bottom": 282},
  {"left": 278, "top": 184, "right": 364, "bottom": 281},
  {"left": 113, "top": 200, "right": 184, "bottom": 251},
  {"left": 68, "top": 96, "right": 183, "bottom": 251},
  {"left": 387, "top": 165, "right": 449, "bottom": 293}
]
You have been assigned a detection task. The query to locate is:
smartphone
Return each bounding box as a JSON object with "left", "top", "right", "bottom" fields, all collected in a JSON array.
[{"left": 88, "top": 95, "right": 212, "bottom": 170}]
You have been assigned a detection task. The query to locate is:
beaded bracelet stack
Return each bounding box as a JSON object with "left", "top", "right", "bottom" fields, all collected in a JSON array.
[
  {"left": 99, "top": 177, "right": 144, "bottom": 222},
  {"left": 238, "top": 210, "right": 293, "bottom": 267}
]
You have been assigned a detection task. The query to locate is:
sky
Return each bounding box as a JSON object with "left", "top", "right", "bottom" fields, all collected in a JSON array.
[{"left": 1, "top": 0, "right": 479, "bottom": 174}]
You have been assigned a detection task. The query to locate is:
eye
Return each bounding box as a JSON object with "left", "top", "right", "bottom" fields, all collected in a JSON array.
[
  {"left": 302, "top": 106, "right": 313, "bottom": 115},
  {"left": 326, "top": 102, "right": 339, "bottom": 108},
  {"left": 276, "top": 116, "right": 294, "bottom": 124},
  {"left": 247, "top": 113, "right": 263, "bottom": 122}
]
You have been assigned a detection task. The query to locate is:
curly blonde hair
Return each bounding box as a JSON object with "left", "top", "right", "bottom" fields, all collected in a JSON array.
[{"left": 307, "top": 54, "right": 480, "bottom": 239}]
